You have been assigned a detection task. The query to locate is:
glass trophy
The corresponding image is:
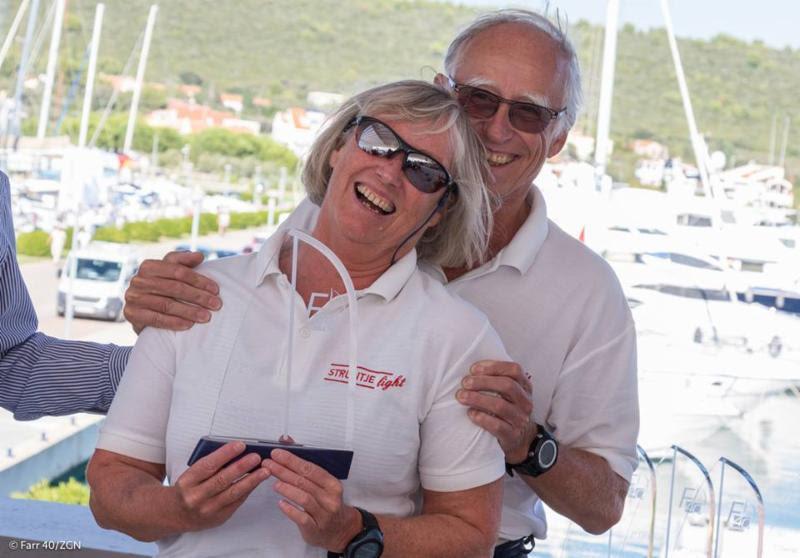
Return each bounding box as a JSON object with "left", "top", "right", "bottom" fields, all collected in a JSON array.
[
  {"left": 187, "top": 229, "right": 357, "bottom": 479},
  {"left": 711, "top": 457, "right": 764, "bottom": 558},
  {"left": 607, "top": 445, "right": 658, "bottom": 558},
  {"left": 661, "top": 445, "right": 715, "bottom": 558}
]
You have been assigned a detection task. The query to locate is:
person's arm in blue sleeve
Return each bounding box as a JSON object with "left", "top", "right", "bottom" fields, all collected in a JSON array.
[{"left": 0, "top": 172, "right": 132, "bottom": 421}]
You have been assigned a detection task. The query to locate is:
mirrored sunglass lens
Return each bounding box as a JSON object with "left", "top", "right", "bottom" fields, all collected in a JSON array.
[
  {"left": 358, "top": 123, "right": 400, "bottom": 156},
  {"left": 405, "top": 154, "right": 448, "bottom": 192},
  {"left": 510, "top": 104, "right": 549, "bottom": 133}
]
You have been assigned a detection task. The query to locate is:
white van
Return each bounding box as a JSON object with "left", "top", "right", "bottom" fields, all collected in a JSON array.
[{"left": 57, "top": 242, "right": 140, "bottom": 321}]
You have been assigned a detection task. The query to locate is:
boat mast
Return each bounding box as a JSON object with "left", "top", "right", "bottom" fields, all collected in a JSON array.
[
  {"left": 37, "top": 0, "right": 66, "bottom": 141},
  {"left": 778, "top": 116, "right": 790, "bottom": 169},
  {"left": 78, "top": 3, "right": 104, "bottom": 149},
  {"left": 10, "top": 0, "right": 39, "bottom": 149},
  {"left": 0, "top": 0, "right": 31, "bottom": 75},
  {"left": 659, "top": 0, "right": 713, "bottom": 198},
  {"left": 123, "top": 4, "right": 159, "bottom": 154},
  {"left": 593, "top": 0, "right": 619, "bottom": 192}
]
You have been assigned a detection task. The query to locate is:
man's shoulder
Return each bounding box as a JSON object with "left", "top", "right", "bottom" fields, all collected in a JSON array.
[
  {"left": 539, "top": 220, "right": 623, "bottom": 292},
  {"left": 405, "top": 268, "right": 495, "bottom": 332}
]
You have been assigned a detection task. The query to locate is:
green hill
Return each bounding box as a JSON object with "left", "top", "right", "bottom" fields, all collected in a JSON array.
[{"left": 1, "top": 0, "right": 798, "bottom": 189}]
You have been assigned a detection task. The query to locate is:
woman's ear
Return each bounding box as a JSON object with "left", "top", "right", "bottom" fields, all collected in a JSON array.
[{"left": 329, "top": 145, "right": 341, "bottom": 169}]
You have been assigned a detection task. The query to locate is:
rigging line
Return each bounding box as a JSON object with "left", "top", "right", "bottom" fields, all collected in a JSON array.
[
  {"left": 0, "top": 0, "right": 31, "bottom": 76},
  {"left": 25, "top": 0, "right": 56, "bottom": 77},
  {"left": 89, "top": 27, "right": 145, "bottom": 148},
  {"left": 11, "top": 3, "right": 56, "bottom": 114}
]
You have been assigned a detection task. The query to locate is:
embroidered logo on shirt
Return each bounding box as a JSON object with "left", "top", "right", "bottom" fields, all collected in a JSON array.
[{"left": 325, "top": 363, "right": 407, "bottom": 391}]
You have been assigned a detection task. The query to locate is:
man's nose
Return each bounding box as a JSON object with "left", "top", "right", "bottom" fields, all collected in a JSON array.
[{"left": 481, "top": 102, "right": 515, "bottom": 144}]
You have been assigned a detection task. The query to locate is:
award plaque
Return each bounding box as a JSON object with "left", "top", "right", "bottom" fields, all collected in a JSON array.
[
  {"left": 187, "top": 435, "right": 354, "bottom": 479},
  {"left": 187, "top": 229, "right": 360, "bottom": 479}
]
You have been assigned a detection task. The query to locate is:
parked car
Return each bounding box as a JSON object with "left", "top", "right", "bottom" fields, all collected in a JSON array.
[
  {"left": 175, "top": 244, "right": 239, "bottom": 260},
  {"left": 57, "top": 242, "right": 140, "bottom": 321}
]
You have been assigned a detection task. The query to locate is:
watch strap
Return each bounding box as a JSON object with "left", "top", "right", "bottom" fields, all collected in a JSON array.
[
  {"left": 506, "top": 423, "right": 558, "bottom": 478},
  {"left": 327, "top": 507, "right": 383, "bottom": 558}
]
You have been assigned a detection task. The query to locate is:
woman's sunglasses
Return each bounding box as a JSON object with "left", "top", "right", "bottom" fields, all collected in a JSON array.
[
  {"left": 347, "top": 116, "right": 456, "bottom": 194},
  {"left": 447, "top": 76, "right": 565, "bottom": 134}
]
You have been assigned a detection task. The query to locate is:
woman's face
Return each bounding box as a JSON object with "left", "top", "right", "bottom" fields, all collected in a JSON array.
[{"left": 318, "top": 115, "right": 454, "bottom": 261}]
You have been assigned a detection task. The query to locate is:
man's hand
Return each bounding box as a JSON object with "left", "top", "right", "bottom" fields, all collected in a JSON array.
[
  {"left": 124, "top": 251, "right": 222, "bottom": 334},
  {"left": 172, "top": 441, "right": 270, "bottom": 532},
  {"left": 456, "top": 360, "right": 535, "bottom": 464},
  {"left": 264, "top": 449, "right": 361, "bottom": 553}
]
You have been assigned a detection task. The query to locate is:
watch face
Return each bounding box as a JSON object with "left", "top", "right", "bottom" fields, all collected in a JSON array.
[
  {"left": 351, "top": 540, "right": 383, "bottom": 558},
  {"left": 538, "top": 439, "right": 558, "bottom": 469}
]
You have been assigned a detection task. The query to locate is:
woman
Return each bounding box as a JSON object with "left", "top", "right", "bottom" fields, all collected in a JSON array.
[{"left": 87, "top": 81, "right": 508, "bottom": 557}]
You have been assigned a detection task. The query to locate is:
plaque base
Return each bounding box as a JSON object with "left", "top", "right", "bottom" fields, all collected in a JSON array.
[{"left": 187, "top": 435, "right": 354, "bottom": 479}]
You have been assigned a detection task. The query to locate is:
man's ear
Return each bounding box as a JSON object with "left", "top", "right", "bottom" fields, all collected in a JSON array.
[
  {"left": 547, "top": 129, "right": 569, "bottom": 158},
  {"left": 433, "top": 73, "right": 448, "bottom": 88}
]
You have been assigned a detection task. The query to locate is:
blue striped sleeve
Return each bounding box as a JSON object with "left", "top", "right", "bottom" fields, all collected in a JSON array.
[{"left": 0, "top": 171, "right": 132, "bottom": 421}]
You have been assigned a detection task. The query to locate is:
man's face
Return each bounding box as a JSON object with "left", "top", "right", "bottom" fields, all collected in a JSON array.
[{"left": 448, "top": 23, "right": 570, "bottom": 203}]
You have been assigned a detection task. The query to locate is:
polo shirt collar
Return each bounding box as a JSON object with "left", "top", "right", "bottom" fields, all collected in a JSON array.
[
  {"left": 252, "top": 225, "right": 418, "bottom": 303},
  {"left": 493, "top": 184, "right": 550, "bottom": 275}
]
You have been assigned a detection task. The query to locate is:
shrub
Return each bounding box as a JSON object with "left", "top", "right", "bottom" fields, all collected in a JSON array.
[
  {"left": 93, "top": 226, "right": 129, "bottom": 243},
  {"left": 155, "top": 217, "right": 191, "bottom": 238},
  {"left": 12, "top": 478, "right": 89, "bottom": 506},
  {"left": 16, "top": 231, "right": 51, "bottom": 257},
  {"left": 123, "top": 221, "right": 161, "bottom": 242}
]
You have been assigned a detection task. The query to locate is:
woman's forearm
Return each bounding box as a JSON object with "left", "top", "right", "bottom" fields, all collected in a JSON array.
[
  {"left": 378, "top": 511, "right": 497, "bottom": 558},
  {"left": 87, "top": 453, "right": 183, "bottom": 542}
]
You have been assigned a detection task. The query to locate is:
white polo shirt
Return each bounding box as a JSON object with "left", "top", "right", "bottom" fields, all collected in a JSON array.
[
  {"left": 283, "top": 185, "right": 639, "bottom": 541},
  {"left": 97, "top": 229, "right": 507, "bottom": 557}
]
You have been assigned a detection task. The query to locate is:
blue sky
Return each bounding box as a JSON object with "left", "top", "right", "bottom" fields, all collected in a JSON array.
[{"left": 444, "top": 0, "right": 799, "bottom": 50}]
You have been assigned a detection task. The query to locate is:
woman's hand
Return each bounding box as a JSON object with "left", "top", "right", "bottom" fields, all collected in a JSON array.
[
  {"left": 172, "top": 441, "right": 271, "bottom": 532},
  {"left": 263, "top": 449, "right": 362, "bottom": 553}
]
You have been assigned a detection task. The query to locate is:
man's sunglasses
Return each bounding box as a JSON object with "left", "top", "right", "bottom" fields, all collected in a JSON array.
[
  {"left": 447, "top": 77, "right": 565, "bottom": 134},
  {"left": 347, "top": 116, "right": 456, "bottom": 194}
]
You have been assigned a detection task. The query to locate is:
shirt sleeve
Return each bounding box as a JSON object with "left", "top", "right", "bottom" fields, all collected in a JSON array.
[
  {"left": 418, "top": 320, "right": 506, "bottom": 492},
  {"left": 95, "top": 326, "right": 176, "bottom": 463},
  {"left": 550, "top": 313, "right": 639, "bottom": 483},
  {"left": 0, "top": 173, "right": 132, "bottom": 420}
]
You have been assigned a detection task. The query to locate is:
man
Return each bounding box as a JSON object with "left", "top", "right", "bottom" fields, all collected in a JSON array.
[{"left": 0, "top": 171, "right": 132, "bottom": 420}]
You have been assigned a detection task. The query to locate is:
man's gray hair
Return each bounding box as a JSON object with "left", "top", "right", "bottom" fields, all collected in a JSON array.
[
  {"left": 302, "top": 80, "right": 493, "bottom": 268},
  {"left": 444, "top": 8, "right": 582, "bottom": 135}
]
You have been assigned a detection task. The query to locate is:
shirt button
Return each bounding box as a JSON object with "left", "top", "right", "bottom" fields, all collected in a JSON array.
[{"left": 300, "top": 327, "right": 311, "bottom": 339}]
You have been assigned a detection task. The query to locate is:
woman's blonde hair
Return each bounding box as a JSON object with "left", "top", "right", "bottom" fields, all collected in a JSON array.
[{"left": 302, "top": 80, "right": 493, "bottom": 269}]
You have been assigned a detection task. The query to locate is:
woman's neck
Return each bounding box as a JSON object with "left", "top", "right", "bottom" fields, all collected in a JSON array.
[{"left": 277, "top": 225, "right": 399, "bottom": 305}]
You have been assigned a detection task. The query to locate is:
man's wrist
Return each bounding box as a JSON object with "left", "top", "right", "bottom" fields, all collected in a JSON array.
[{"left": 505, "top": 421, "right": 538, "bottom": 464}]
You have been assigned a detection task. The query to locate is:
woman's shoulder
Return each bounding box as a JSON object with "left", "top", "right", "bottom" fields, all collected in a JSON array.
[
  {"left": 195, "top": 252, "right": 261, "bottom": 293},
  {"left": 402, "top": 268, "right": 494, "bottom": 333}
]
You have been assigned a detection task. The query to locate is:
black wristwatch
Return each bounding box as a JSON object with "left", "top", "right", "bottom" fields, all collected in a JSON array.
[
  {"left": 328, "top": 507, "right": 384, "bottom": 558},
  {"left": 506, "top": 423, "right": 558, "bottom": 477}
]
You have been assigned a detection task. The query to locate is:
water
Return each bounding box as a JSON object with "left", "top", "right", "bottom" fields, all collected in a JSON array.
[{"left": 537, "top": 392, "right": 800, "bottom": 557}]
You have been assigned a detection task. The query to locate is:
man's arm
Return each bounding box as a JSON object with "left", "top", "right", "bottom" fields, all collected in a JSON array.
[
  {"left": 0, "top": 332, "right": 131, "bottom": 420},
  {"left": 457, "top": 361, "right": 631, "bottom": 534},
  {"left": 0, "top": 214, "right": 131, "bottom": 420}
]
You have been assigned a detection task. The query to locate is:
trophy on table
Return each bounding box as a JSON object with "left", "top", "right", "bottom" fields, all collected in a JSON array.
[{"left": 187, "top": 229, "right": 356, "bottom": 479}]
